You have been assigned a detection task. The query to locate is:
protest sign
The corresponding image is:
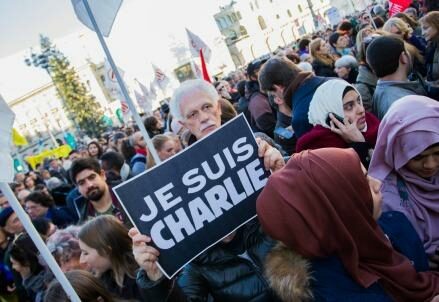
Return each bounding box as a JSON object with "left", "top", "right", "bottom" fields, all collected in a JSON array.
[
  {"left": 327, "top": 7, "right": 342, "bottom": 27},
  {"left": 113, "top": 115, "right": 270, "bottom": 278},
  {"left": 389, "top": 0, "right": 411, "bottom": 16}
]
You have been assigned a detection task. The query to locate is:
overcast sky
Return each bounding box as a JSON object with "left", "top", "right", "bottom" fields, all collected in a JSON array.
[{"left": 0, "top": 0, "right": 229, "bottom": 101}]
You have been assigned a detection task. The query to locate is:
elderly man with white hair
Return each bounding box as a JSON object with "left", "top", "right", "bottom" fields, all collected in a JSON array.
[
  {"left": 131, "top": 79, "right": 286, "bottom": 302},
  {"left": 170, "top": 79, "right": 285, "bottom": 171}
]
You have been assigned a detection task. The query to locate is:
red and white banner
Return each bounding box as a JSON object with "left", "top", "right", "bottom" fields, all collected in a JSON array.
[
  {"left": 152, "top": 64, "right": 171, "bottom": 91},
  {"left": 389, "top": 0, "right": 411, "bottom": 16},
  {"left": 186, "top": 28, "right": 212, "bottom": 63}
]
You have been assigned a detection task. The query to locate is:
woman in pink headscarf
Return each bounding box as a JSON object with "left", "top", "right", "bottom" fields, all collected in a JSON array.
[{"left": 369, "top": 95, "right": 439, "bottom": 268}]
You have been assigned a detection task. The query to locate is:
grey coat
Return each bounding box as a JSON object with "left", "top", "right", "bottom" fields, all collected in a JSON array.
[
  {"left": 372, "top": 80, "right": 426, "bottom": 120},
  {"left": 355, "top": 65, "right": 378, "bottom": 112}
]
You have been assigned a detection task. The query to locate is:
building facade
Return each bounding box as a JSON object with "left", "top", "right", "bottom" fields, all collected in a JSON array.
[
  {"left": 9, "top": 60, "right": 115, "bottom": 152},
  {"left": 214, "top": 0, "right": 331, "bottom": 68}
]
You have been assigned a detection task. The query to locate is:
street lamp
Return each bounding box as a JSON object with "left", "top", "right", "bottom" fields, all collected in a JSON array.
[
  {"left": 24, "top": 36, "right": 79, "bottom": 145},
  {"left": 24, "top": 47, "right": 60, "bottom": 147}
]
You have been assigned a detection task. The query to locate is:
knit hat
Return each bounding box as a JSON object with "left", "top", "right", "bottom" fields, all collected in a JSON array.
[
  {"left": 373, "top": 5, "right": 386, "bottom": 17},
  {"left": 247, "top": 58, "right": 268, "bottom": 78},
  {"left": 335, "top": 55, "right": 359, "bottom": 68},
  {"left": 0, "top": 207, "right": 14, "bottom": 227}
]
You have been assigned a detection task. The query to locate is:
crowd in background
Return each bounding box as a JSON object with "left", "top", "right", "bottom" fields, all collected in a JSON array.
[{"left": 1, "top": 1, "right": 439, "bottom": 301}]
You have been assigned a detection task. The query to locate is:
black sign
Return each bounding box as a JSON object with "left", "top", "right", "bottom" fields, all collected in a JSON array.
[{"left": 113, "top": 115, "right": 270, "bottom": 278}]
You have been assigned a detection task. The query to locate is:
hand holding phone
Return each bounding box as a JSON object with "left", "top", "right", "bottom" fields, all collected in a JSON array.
[
  {"left": 325, "top": 112, "right": 344, "bottom": 128},
  {"left": 327, "top": 113, "right": 365, "bottom": 143}
]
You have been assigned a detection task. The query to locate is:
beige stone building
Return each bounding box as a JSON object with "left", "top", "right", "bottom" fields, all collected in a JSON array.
[
  {"left": 214, "top": 0, "right": 331, "bottom": 68},
  {"left": 9, "top": 61, "right": 116, "bottom": 150}
]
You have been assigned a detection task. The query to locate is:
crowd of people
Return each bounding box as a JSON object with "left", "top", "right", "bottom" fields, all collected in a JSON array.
[{"left": 1, "top": 1, "right": 439, "bottom": 301}]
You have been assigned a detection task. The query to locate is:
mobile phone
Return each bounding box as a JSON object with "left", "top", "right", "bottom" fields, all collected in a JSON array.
[
  {"left": 325, "top": 113, "right": 344, "bottom": 127},
  {"left": 274, "top": 127, "right": 294, "bottom": 140}
]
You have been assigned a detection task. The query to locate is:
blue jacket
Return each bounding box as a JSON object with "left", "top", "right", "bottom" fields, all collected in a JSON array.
[
  {"left": 45, "top": 207, "right": 75, "bottom": 228},
  {"left": 290, "top": 76, "right": 328, "bottom": 139}
]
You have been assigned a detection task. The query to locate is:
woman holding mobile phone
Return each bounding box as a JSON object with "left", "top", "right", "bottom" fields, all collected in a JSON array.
[{"left": 296, "top": 79, "right": 380, "bottom": 167}]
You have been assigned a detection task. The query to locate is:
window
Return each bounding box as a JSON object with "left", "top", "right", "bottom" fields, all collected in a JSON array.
[
  {"left": 231, "top": 13, "right": 238, "bottom": 22},
  {"left": 229, "top": 30, "right": 238, "bottom": 40},
  {"left": 287, "top": 9, "right": 292, "bottom": 17},
  {"left": 226, "top": 15, "right": 233, "bottom": 26},
  {"left": 240, "top": 25, "right": 248, "bottom": 36},
  {"left": 298, "top": 4, "right": 303, "bottom": 13},
  {"left": 258, "top": 16, "right": 267, "bottom": 30},
  {"left": 276, "top": 14, "right": 280, "bottom": 19},
  {"left": 217, "top": 18, "right": 227, "bottom": 29},
  {"left": 250, "top": 2, "right": 254, "bottom": 10},
  {"left": 255, "top": 0, "right": 259, "bottom": 9},
  {"left": 237, "top": 11, "right": 242, "bottom": 19}
]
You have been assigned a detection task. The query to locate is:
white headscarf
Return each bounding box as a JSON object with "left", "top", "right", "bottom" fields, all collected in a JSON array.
[{"left": 308, "top": 79, "right": 362, "bottom": 129}]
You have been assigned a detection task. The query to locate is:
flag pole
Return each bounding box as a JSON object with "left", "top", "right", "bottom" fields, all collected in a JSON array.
[
  {"left": 81, "top": 0, "right": 161, "bottom": 165},
  {"left": 0, "top": 182, "right": 81, "bottom": 302}
]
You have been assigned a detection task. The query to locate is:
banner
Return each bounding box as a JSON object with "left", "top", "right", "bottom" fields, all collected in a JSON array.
[
  {"left": 12, "top": 128, "right": 28, "bottom": 146},
  {"left": 152, "top": 64, "right": 171, "bottom": 92},
  {"left": 326, "top": 7, "right": 342, "bottom": 26},
  {"left": 134, "top": 90, "right": 152, "bottom": 115},
  {"left": 71, "top": 0, "right": 123, "bottom": 37},
  {"left": 113, "top": 115, "right": 270, "bottom": 278},
  {"left": 389, "top": 0, "right": 411, "bottom": 16},
  {"left": 186, "top": 28, "right": 212, "bottom": 63},
  {"left": 103, "top": 59, "right": 126, "bottom": 101},
  {"left": 26, "top": 145, "right": 72, "bottom": 170}
]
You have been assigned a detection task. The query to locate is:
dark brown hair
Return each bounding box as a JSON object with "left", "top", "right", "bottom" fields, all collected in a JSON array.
[
  {"left": 78, "top": 215, "right": 138, "bottom": 287},
  {"left": 45, "top": 270, "right": 120, "bottom": 302}
]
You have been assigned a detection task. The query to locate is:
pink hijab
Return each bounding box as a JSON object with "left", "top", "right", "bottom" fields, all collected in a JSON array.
[{"left": 369, "top": 95, "right": 439, "bottom": 254}]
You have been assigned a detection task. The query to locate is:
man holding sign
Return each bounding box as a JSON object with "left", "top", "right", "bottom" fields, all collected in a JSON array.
[{"left": 127, "top": 79, "right": 284, "bottom": 301}]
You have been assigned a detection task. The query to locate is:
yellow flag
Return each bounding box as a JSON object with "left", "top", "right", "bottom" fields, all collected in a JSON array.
[{"left": 12, "top": 128, "right": 28, "bottom": 146}]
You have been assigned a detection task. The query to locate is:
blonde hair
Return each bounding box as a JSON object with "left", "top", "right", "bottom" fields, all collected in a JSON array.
[
  {"left": 146, "top": 134, "right": 175, "bottom": 169},
  {"left": 420, "top": 11, "right": 439, "bottom": 39},
  {"left": 310, "top": 38, "right": 335, "bottom": 66},
  {"left": 383, "top": 17, "right": 413, "bottom": 40},
  {"left": 356, "top": 27, "right": 374, "bottom": 63}
]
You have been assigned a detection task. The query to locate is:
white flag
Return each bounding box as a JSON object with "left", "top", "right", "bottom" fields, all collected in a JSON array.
[
  {"left": 0, "top": 94, "right": 16, "bottom": 182},
  {"left": 137, "top": 80, "right": 150, "bottom": 99},
  {"left": 186, "top": 28, "right": 212, "bottom": 63},
  {"left": 71, "top": 0, "right": 123, "bottom": 37},
  {"left": 103, "top": 59, "right": 129, "bottom": 116},
  {"left": 103, "top": 59, "right": 125, "bottom": 100},
  {"left": 134, "top": 89, "right": 152, "bottom": 115},
  {"left": 191, "top": 61, "right": 203, "bottom": 79},
  {"left": 152, "top": 64, "right": 171, "bottom": 91},
  {"left": 150, "top": 82, "right": 158, "bottom": 100}
]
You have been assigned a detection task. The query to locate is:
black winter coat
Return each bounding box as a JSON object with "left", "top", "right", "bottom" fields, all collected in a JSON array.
[
  {"left": 137, "top": 219, "right": 280, "bottom": 302},
  {"left": 312, "top": 59, "right": 337, "bottom": 77}
]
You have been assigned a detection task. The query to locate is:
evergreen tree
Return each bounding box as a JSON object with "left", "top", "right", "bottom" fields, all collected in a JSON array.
[{"left": 39, "top": 35, "right": 106, "bottom": 137}]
